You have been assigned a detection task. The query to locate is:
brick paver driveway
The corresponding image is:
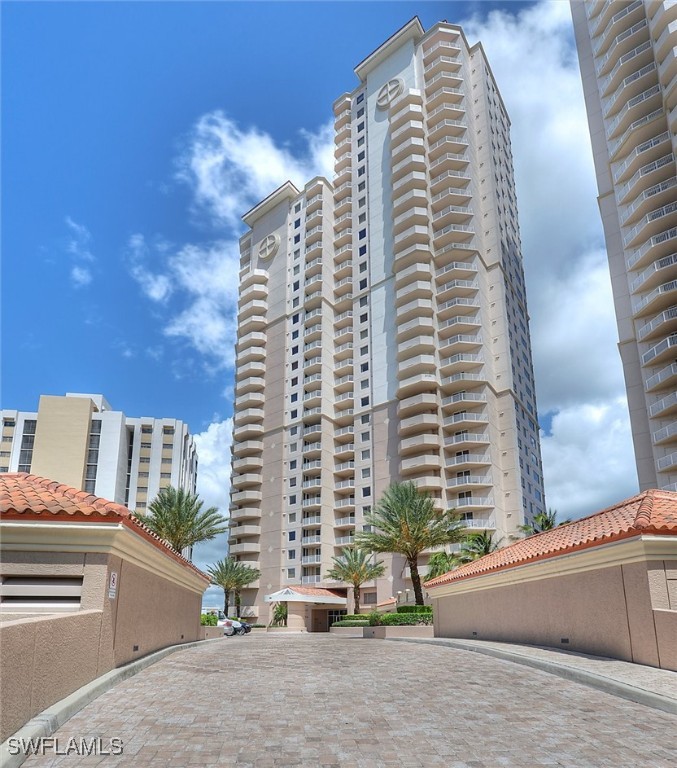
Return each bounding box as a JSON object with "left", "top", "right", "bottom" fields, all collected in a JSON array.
[{"left": 23, "top": 634, "right": 677, "bottom": 767}]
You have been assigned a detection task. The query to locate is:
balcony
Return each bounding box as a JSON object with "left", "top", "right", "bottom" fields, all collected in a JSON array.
[
  {"left": 396, "top": 297, "right": 434, "bottom": 324},
  {"left": 232, "top": 455, "right": 263, "bottom": 473},
  {"left": 637, "top": 303, "right": 677, "bottom": 341},
  {"left": 646, "top": 362, "right": 677, "bottom": 392},
  {"left": 239, "top": 281, "right": 268, "bottom": 307},
  {"left": 228, "top": 524, "right": 261, "bottom": 539},
  {"left": 231, "top": 489, "right": 262, "bottom": 505},
  {"left": 445, "top": 452, "right": 491, "bottom": 469},
  {"left": 235, "top": 389, "right": 265, "bottom": 410},
  {"left": 301, "top": 497, "right": 322, "bottom": 511},
  {"left": 452, "top": 497, "right": 494, "bottom": 511},
  {"left": 649, "top": 390, "right": 677, "bottom": 418},
  {"left": 606, "top": 84, "right": 662, "bottom": 141},
  {"left": 334, "top": 442, "right": 355, "bottom": 458},
  {"left": 401, "top": 453, "right": 442, "bottom": 474},
  {"left": 239, "top": 314, "right": 266, "bottom": 334},
  {"left": 400, "top": 433, "right": 440, "bottom": 455},
  {"left": 623, "top": 202, "right": 677, "bottom": 249},
  {"left": 232, "top": 423, "right": 264, "bottom": 442},
  {"left": 398, "top": 392, "right": 438, "bottom": 417},
  {"left": 301, "top": 555, "right": 322, "bottom": 565},
  {"left": 657, "top": 452, "right": 677, "bottom": 472},
  {"left": 335, "top": 497, "right": 355, "bottom": 510},
  {"left": 302, "top": 515, "right": 322, "bottom": 526},
  {"left": 623, "top": 177, "right": 677, "bottom": 229},
  {"left": 335, "top": 535, "right": 355, "bottom": 546},
  {"left": 642, "top": 335, "right": 677, "bottom": 366},
  {"left": 459, "top": 515, "right": 497, "bottom": 529},
  {"left": 233, "top": 407, "right": 265, "bottom": 426},
  {"left": 301, "top": 534, "right": 322, "bottom": 545},
  {"left": 602, "top": 62, "right": 658, "bottom": 121},
  {"left": 444, "top": 432, "right": 490, "bottom": 449},
  {"left": 232, "top": 439, "right": 264, "bottom": 457},
  {"left": 653, "top": 421, "right": 677, "bottom": 446},
  {"left": 627, "top": 227, "right": 677, "bottom": 271},
  {"left": 443, "top": 411, "right": 489, "bottom": 430},
  {"left": 231, "top": 473, "right": 261, "bottom": 490},
  {"left": 229, "top": 507, "right": 261, "bottom": 522},
  {"left": 334, "top": 516, "right": 356, "bottom": 528},
  {"left": 229, "top": 541, "right": 261, "bottom": 555},
  {"left": 397, "top": 372, "right": 439, "bottom": 398},
  {"left": 399, "top": 413, "right": 440, "bottom": 436}
]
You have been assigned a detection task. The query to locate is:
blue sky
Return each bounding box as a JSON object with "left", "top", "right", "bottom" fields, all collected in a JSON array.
[{"left": 2, "top": 1, "right": 641, "bottom": 580}]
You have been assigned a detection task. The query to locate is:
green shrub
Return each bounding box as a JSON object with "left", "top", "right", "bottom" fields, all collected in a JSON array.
[
  {"left": 251, "top": 623, "right": 266, "bottom": 628},
  {"left": 331, "top": 614, "right": 365, "bottom": 624},
  {"left": 201, "top": 613, "right": 218, "bottom": 626},
  {"left": 396, "top": 605, "right": 432, "bottom": 614},
  {"left": 380, "top": 612, "right": 433, "bottom": 626},
  {"left": 332, "top": 619, "right": 369, "bottom": 627},
  {"left": 368, "top": 610, "right": 383, "bottom": 626}
]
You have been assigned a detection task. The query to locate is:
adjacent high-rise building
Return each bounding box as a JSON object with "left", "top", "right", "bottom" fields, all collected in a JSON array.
[
  {"left": 230, "top": 18, "right": 546, "bottom": 624},
  {"left": 571, "top": 0, "right": 677, "bottom": 491},
  {"left": 1, "top": 393, "right": 198, "bottom": 511}
]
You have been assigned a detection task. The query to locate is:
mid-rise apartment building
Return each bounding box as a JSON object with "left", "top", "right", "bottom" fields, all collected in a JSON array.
[
  {"left": 571, "top": 0, "right": 677, "bottom": 491},
  {"left": 1, "top": 393, "right": 197, "bottom": 511},
  {"left": 230, "top": 18, "right": 546, "bottom": 623}
]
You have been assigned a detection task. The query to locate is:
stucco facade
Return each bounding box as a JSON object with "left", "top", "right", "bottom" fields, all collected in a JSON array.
[{"left": 0, "top": 474, "right": 209, "bottom": 741}]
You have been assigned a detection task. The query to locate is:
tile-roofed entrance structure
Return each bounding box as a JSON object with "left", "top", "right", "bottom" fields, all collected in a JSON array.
[{"left": 425, "top": 490, "right": 677, "bottom": 671}]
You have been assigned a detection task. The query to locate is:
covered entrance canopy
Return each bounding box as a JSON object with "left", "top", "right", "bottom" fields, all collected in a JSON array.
[
  {"left": 264, "top": 586, "right": 347, "bottom": 631},
  {"left": 264, "top": 586, "right": 347, "bottom": 605}
]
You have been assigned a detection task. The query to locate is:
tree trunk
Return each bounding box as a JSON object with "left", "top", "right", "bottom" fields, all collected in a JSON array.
[
  {"left": 353, "top": 584, "right": 361, "bottom": 615},
  {"left": 235, "top": 589, "right": 242, "bottom": 619},
  {"left": 223, "top": 588, "right": 230, "bottom": 614},
  {"left": 408, "top": 557, "right": 425, "bottom": 606}
]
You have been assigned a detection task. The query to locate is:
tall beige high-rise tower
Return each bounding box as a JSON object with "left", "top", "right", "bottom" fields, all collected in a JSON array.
[
  {"left": 571, "top": 0, "right": 677, "bottom": 491},
  {"left": 230, "top": 18, "right": 546, "bottom": 626}
]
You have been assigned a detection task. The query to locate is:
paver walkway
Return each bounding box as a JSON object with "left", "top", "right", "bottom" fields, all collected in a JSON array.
[{"left": 21, "top": 634, "right": 677, "bottom": 767}]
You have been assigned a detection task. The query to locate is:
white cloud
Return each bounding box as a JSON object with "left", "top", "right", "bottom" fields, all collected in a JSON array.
[
  {"left": 191, "top": 417, "right": 233, "bottom": 575},
  {"left": 129, "top": 115, "right": 334, "bottom": 371},
  {"left": 64, "top": 216, "right": 95, "bottom": 288},
  {"left": 70, "top": 265, "right": 92, "bottom": 287},
  {"left": 460, "top": 1, "right": 639, "bottom": 511},
  {"left": 176, "top": 110, "right": 334, "bottom": 231},
  {"left": 541, "top": 398, "right": 638, "bottom": 520}
]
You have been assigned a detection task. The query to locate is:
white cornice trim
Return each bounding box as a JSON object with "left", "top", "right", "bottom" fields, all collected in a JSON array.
[
  {"left": 427, "top": 535, "right": 677, "bottom": 599},
  {"left": 1, "top": 521, "right": 209, "bottom": 594}
]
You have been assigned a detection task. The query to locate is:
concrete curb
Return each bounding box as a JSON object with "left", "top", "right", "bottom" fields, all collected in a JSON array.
[
  {"left": 387, "top": 637, "right": 677, "bottom": 716},
  {"left": 0, "top": 636, "right": 226, "bottom": 768}
]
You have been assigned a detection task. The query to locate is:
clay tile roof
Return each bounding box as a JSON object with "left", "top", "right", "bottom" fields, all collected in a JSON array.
[
  {"left": 376, "top": 597, "right": 397, "bottom": 608},
  {"left": 425, "top": 489, "right": 677, "bottom": 590},
  {"left": 0, "top": 472, "right": 209, "bottom": 582},
  {"left": 288, "top": 586, "right": 346, "bottom": 599}
]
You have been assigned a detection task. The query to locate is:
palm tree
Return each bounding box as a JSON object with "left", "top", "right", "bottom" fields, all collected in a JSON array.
[
  {"left": 325, "top": 548, "right": 385, "bottom": 614},
  {"left": 136, "top": 487, "right": 228, "bottom": 557},
  {"left": 426, "top": 551, "right": 460, "bottom": 581},
  {"left": 206, "top": 558, "right": 260, "bottom": 615},
  {"left": 232, "top": 563, "right": 261, "bottom": 618},
  {"left": 458, "top": 531, "right": 502, "bottom": 563},
  {"left": 518, "top": 508, "right": 570, "bottom": 536},
  {"left": 355, "top": 481, "right": 465, "bottom": 606}
]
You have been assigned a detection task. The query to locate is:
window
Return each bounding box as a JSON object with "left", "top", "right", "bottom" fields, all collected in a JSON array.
[
  {"left": 361, "top": 431, "right": 370, "bottom": 441},
  {"left": 137, "top": 486, "right": 148, "bottom": 494},
  {"left": 359, "top": 296, "right": 368, "bottom": 307},
  {"left": 294, "top": 202, "right": 301, "bottom": 213},
  {"left": 294, "top": 218, "right": 301, "bottom": 228},
  {"left": 360, "top": 345, "right": 368, "bottom": 355},
  {"left": 163, "top": 426, "right": 174, "bottom": 435},
  {"left": 358, "top": 181, "right": 365, "bottom": 192},
  {"left": 291, "top": 393, "right": 298, "bottom": 403},
  {"left": 363, "top": 592, "right": 377, "bottom": 605},
  {"left": 292, "top": 345, "right": 299, "bottom": 355},
  {"left": 356, "top": 93, "right": 364, "bottom": 104},
  {"left": 292, "top": 330, "right": 299, "bottom": 340},
  {"left": 3, "top": 419, "right": 15, "bottom": 428},
  {"left": 290, "top": 459, "right": 297, "bottom": 469},
  {"left": 357, "top": 137, "right": 365, "bottom": 147},
  {"left": 293, "top": 265, "right": 300, "bottom": 275},
  {"left": 362, "top": 486, "right": 371, "bottom": 497},
  {"left": 160, "top": 472, "right": 171, "bottom": 479},
  {"left": 140, "top": 457, "right": 150, "bottom": 464},
  {"left": 360, "top": 362, "right": 369, "bottom": 372},
  {"left": 289, "top": 531, "right": 296, "bottom": 542},
  {"left": 357, "top": 121, "right": 364, "bottom": 132},
  {"left": 291, "top": 426, "right": 298, "bottom": 436},
  {"left": 289, "top": 442, "right": 297, "bottom": 452},
  {"left": 292, "top": 361, "right": 299, "bottom": 371},
  {"left": 289, "top": 512, "right": 297, "bottom": 522},
  {"left": 361, "top": 414, "right": 370, "bottom": 424},
  {"left": 291, "top": 377, "right": 298, "bottom": 386},
  {"left": 162, "top": 443, "right": 173, "bottom": 450},
  {"left": 358, "top": 166, "right": 365, "bottom": 177},
  {"left": 361, "top": 379, "right": 369, "bottom": 389},
  {"left": 361, "top": 396, "right": 370, "bottom": 406},
  {"left": 361, "top": 468, "right": 371, "bottom": 478},
  {"left": 161, "top": 457, "right": 172, "bottom": 464},
  {"left": 360, "top": 330, "right": 368, "bottom": 340},
  {"left": 291, "top": 409, "right": 298, "bottom": 419},
  {"left": 359, "top": 262, "right": 367, "bottom": 272},
  {"left": 358, "top": 197, "right": 365, "bottom": 207},
  {"left": 140, "top": 442, "right": 152, "bottom": 449},
  {"left": 358, "top": 245, "right": 367, "bottom": 256},
  {"left": 141, "top": 425, "right": 153, "bottom": 434},
  {"left": 356, "top": 107, "right": 364, "bottom": 118},
  {"left": 360, "top": 313, "right": 368, "bottom": 323},
  {"left": 361, "top": 449, "right": 371, "bottom": 460},
  {"left": 290, "top": 494, "right": 297, "bottom": 504},
  {"left": 289, "top": 477, "right": 297, "bottom": 487},
  {"left": 288, "top": 549, "right": 296, "bottom": 559},
  {"left": 294, "top": 234, "right": 300, "bottom": 244},
  {"left": 292, "top": 297, "right": 299, "bottom": 307},
  {"left": 357, "top": 151, "right": 365, "bottom": 162},
  {"left": 293, "top": 313, "right": 300, "bottom": 323},
  {"left": 293, "top": 280, "right": 300, "bottom": 291}
]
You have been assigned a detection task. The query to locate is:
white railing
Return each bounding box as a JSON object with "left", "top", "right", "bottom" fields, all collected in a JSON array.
[
  {"left": 633, "top": 280, "right": 677, "bottom": 317},
  {"left": 621, "top": 177, "right": 677, "bottom": 227},
  {"left": 642, "top": 334, "right": 677, "bottom": 366},
  {"left": 650, "top": 390, "right": 677, "bottom": 418},
  {"left": 627, "top": 227, "right": 677, "bottom": 270},
  {"left": 645, "top": 362, "right": 677, "bottom": 391}
]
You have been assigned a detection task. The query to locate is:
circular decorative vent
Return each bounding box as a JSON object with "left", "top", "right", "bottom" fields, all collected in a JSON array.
[
  {"left": 258, "top": 234, "right": 280, "bottom": 260},
  {"left": 376, "top": 78, "right": 404, "bottom": 110}
]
